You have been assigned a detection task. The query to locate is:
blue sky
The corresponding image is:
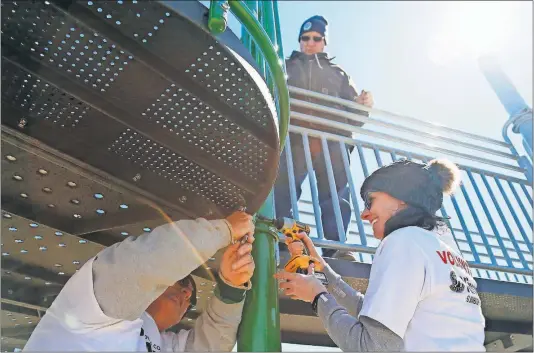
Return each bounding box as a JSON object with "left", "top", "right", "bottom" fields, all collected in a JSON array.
[
  {"left": 224, "top": 1, "right": 532, "bottom": 141},
  {"left": 220, "top": 1, "right": 532, "bottom": 351},
  {"left": 280, "top": 1, "right": 532, "bottom": 141}
]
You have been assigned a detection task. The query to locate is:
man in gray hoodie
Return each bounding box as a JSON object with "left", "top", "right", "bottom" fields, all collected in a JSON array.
[{"left": 24, "top": 211, "right": 255, "bottom": 352}]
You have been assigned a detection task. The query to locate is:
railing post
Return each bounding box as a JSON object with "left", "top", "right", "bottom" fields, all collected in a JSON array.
[
  {"left": 244, "top": 1, "right": 259, "bottom": 60},
  {"left": 260, "top": 0, "right": 276, "bottom": 89}
]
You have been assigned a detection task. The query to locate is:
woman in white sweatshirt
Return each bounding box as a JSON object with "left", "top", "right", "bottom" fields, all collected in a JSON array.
[{"left": 276, "top": 159, "right": 486, "bottom": 351}]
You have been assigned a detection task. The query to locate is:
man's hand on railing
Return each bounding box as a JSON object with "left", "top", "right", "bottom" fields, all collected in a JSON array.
[{"left": 356, "top": 90, "right": 374, "bottom": 108}]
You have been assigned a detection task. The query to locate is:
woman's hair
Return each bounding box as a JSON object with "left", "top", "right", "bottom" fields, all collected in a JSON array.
[{"left": 384, "top": 206, "right": 448, "bottom": 237}]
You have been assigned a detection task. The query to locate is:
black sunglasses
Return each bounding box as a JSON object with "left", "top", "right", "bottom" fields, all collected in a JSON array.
[
  {"left": 363, "top": 192, "right": 375, "bottom": 211},
  {"left": 178, "top": 275, "right": 197, "bottom": 307},
  {"left": 300, "top": 35, "right": 323, "bottom": 43}
]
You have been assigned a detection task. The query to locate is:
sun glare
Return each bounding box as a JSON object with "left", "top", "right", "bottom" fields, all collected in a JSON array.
[{"left": 428, "top": 2, "right": 518, "bottom": 66}]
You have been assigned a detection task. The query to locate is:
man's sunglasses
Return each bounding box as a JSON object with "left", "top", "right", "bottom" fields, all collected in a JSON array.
[
  {"left": 178, "top": 275, "right": 197, "bottom": 307},
  {"left": 300, "top": 35, "right": 323, "bottom": 43}
]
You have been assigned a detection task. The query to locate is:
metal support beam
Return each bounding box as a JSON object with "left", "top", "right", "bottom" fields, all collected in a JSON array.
[
  {"left": 485, "top": 334, "right": 533, "bottom": 352},
  {"left": 1, "top": 298, "right": 47, "bottom": 313}
]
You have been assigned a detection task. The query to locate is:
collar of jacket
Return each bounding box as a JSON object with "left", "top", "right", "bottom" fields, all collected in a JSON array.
[{"left": 288, "top": 50, "right": 334, "bottom": 62}]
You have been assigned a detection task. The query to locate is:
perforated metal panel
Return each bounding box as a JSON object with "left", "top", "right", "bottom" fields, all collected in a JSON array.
[
  {"left": 1, "top": 1, "right": 280, "bottom": 349},
  {"left": 1, "top": 0, "right": 280, "bottom": 219},
  {"left": 1, "top": 137, "right": 177, "bottom": 238},
  {"left": 0, "top": 211, "right": 219, "bottom": 350}
]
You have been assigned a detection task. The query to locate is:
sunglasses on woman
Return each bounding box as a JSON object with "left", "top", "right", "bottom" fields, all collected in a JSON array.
[
  {"left": 364, "top": 192, "right": 375, "bottom": 211},
  {"left": 300, "top": 35, "right": 323, "bottom": 43}
]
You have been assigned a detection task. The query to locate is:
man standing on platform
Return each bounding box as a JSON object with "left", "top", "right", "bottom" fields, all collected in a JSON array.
[{"left": 275, "top": 15, "right": 375, "bottom": 259}]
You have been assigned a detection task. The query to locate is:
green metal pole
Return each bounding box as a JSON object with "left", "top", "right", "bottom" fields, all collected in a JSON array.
[
  {"left": 216, "top": 2, "right": 289, "bottom": 350},
  {"left": 208, "top": 0, "right": 230, "bottom": 35},
  {"left": 237, "top": 192, "right": 281, "bottom": 352},
  {"left": 228, "top": 1, "right": 289, "bottom": 352}
]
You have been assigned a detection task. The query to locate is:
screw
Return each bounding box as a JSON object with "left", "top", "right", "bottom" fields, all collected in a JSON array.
[{"left": 18, "top": 118, "right": 27, "bottom": 128}]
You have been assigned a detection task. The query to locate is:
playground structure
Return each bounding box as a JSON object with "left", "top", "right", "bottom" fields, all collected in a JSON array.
[{"left": 0, "top": 1, "right": 532, "bottom": 352}]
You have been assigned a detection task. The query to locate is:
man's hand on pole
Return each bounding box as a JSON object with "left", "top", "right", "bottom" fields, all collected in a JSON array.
[
  {"left": 220, "top": 242, "right": 255, "bottom": 287},
  {"left": 225, "top": 211, "right": 255, "bottom": 244}
]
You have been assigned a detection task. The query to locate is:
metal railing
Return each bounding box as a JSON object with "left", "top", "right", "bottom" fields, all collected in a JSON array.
[
  {"left": 277, "top": 87, "right": 533, "bottom": 283},
  {"left": 503, "top": 107, "right": 534, "bottom": 182}
]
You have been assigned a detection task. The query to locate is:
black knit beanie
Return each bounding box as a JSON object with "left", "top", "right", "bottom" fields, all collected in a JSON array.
[
  {"left": 298, "top": 15, "right": 328, "bottom": 44},
  {"left": 360, "top": 159, "right": 461, "bottom": 215}
]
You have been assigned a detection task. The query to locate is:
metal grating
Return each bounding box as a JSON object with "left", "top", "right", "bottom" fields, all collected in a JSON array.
[
  {"left": 141, "top": 83, "right": 269, "bottom": 181},
  {"left": 1, "top": 0, "right": 279, "bottom": 217},
  {"left": 1, "top": 139, "right": 168, "bottom": 236},
  {"left": 83, "top": 0, "right": 174, "bottom": 47},
  {"left": 0, "top": 211, "right": 220, "bottom": 350},
  {"left": 1, "top": 66, "right": 91, "bottom": 128},
  {"left": 81, "top": 0, "right": 273, "bottom": 128},
  {"left": 1, "top": 0, "right": 281, "bottom": 349},
  {"left": 1, "top": 213, "right": 105, "bottom": 277},
  {"left": 1, "top": 0, "right": 132, "bottom": 93},
  {"left": 183, "top": 43, "right": 273, "bottom": 128},
  {"left": 2, "top": 309, "right": 40, "bottom": 330},
  {"left": 109, "top": 130, "right": 246, "bottom": 209}
]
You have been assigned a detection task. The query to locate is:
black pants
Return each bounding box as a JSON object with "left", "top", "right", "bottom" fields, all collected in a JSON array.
[{"left": 274, "top": 133, "right": 352, "bottom": 257}]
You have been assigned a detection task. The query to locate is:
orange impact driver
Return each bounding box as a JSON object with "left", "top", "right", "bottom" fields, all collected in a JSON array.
[
  {"left": 274, "top": 217, "right": 311, "bottom": 244},
  {"left": 273, "top": 218, "right": 326, "bottom": 283}
]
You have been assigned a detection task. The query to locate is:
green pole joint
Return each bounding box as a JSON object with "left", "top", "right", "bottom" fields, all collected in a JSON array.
[
  {"left": 208, "top": 0, "right": 230, "bottom": 35},
  {"left": 253, "top": 217, "right": 280, "bottom": 242},
  {"left": 238, "top": 192, "right": 281, "bottom": 352}
]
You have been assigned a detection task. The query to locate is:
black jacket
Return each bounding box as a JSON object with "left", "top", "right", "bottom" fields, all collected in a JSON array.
[{"left": 286, "top": 51, "right": 366, "bottom": 137}]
